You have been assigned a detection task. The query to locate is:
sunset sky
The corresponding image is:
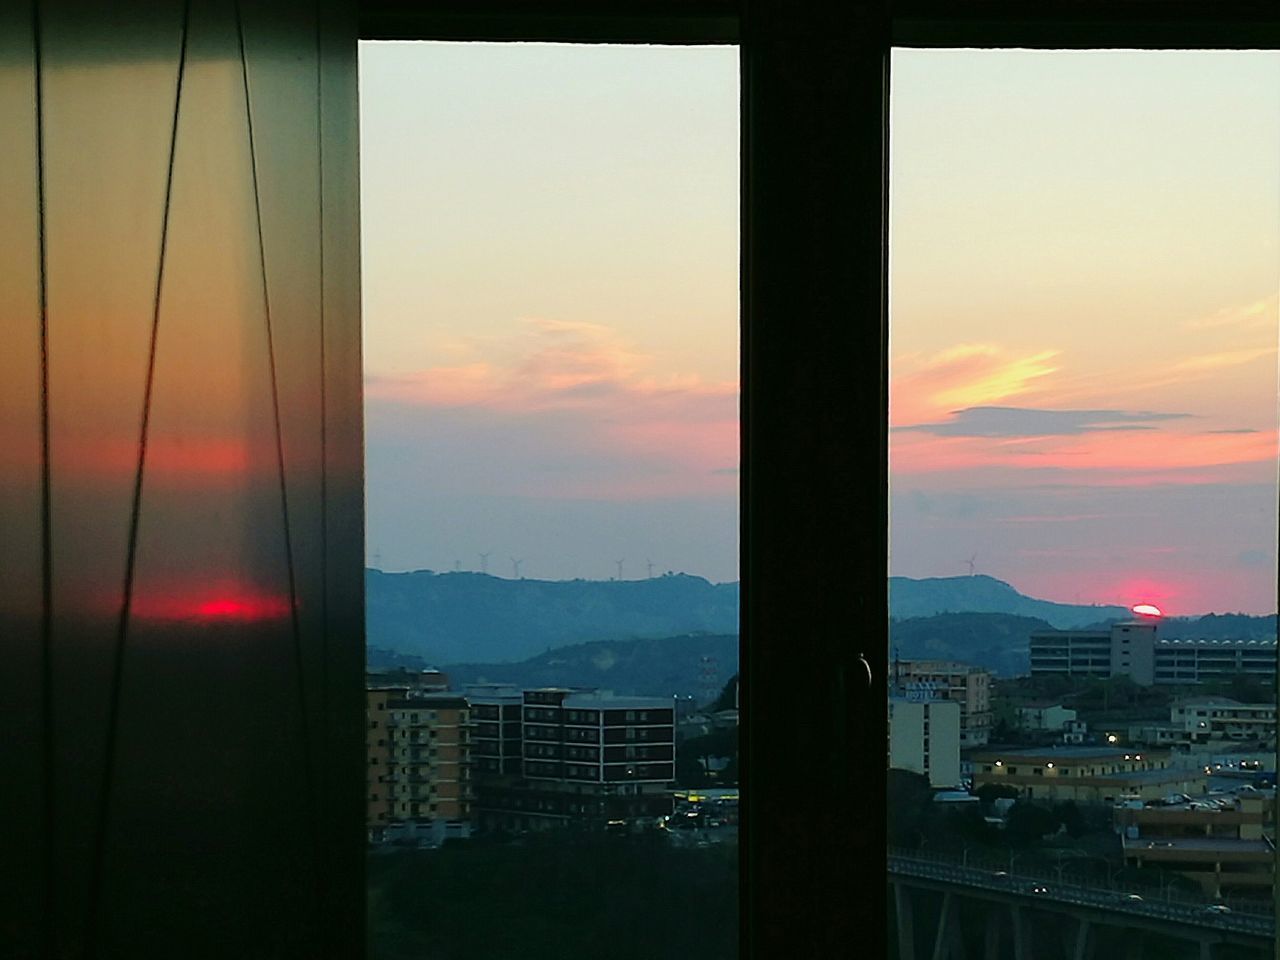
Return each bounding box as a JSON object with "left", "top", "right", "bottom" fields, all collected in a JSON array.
[
  {"left": 360, "top": 42, "right": 740, "bottom": 582},
  {"left": 890, "top": 49, "right": 1280, "bottom": 615},
  {"left": 360, "top": 44, "right": 1279, "bottom": 613}
]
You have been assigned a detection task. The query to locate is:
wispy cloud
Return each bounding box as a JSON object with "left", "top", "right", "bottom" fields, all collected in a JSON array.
[
  {"left": 892, "top": 344, "right": 1059, "bottom": 423},
  {"left": 1184, "top": 294, "right": 1279, "bottom": 332},
  {"left": 1170, "top": 347, "right": 1276, "bottom": 375},
  {"left": 897, "top": 405, "right": 1190, "bottom": 438},
  {"left": 365, "top": 318, "right": 739, "bottom": 500}
]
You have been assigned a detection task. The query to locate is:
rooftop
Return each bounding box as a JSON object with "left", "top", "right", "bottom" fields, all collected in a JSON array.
[
  {"left": 384, "top": 694, "right": 469, "bottom": 710},
  {"left": 1123, "top": 836, "right": 1273, "bottom": 854},
  {"left": 1156, "top": 637, "right": 1277, "bottom": 647},
  {"left": 563, "top": 694, "right": 674, "bottom": 710},
  {"left": 972, "top": 746, "right": 1164, "bottom": 761}
]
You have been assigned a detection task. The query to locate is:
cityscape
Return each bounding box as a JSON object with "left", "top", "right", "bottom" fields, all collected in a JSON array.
[{"left": 888, "top": 601, "right": 1277, "bottom": 959}]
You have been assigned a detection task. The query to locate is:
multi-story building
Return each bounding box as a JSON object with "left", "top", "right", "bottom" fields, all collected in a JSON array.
[
  {"left": 1171, "top": 697, "right": 1276, "bottom": 745},
  {"left": 466, "top": 683, "right": 525, "bottom": 777},
  {"left": 894, "top": 660, "right": 992, "bottom": 746},
  {"left": 969, "top": 746, "right": 1208, "bottom": 802},
  {"left": 1029, "top": 621, "right": 1157, "bottom": 684},
  {"left": 366, "top": 685, "right": 473, "bottom": 845},
  {"left": 1154, "top": 639, "right": 1277, "bottom": 685},
  {"left": 888, "top": 697, "right": 961, "bottom": 788},
  {"left": 472, "top": 688, "right": 676, "bottom": 832},
  {"left": 1030, "top": 621, "right": 1277, "bottom": 687}
]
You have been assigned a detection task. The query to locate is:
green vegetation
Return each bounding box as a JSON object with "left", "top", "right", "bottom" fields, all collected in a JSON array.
[
  {"left": 368, "top": 832, "right": 737, "bottom": 960},
  {"left": 676, "top": 726, "right": 738, "bottom": 786}
]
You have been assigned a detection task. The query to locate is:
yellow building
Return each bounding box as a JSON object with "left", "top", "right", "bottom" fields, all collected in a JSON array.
[
  {"left": 970, "top": 746, "right": 1207, "bottom": 803},
  {"left": 367, "top": 686, "right": 474, "bottom": 845}
]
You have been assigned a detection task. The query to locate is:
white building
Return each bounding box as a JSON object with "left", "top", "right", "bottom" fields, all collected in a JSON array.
[
  {"left": 889, "top": 696, "right": 961, "bottom": 788},
  {"left": 894, "top": 660, "right": 992, "bottom": 746},
  {"left": 1017, "top": 702, "right": 1078, "bottom": 732},
  {"left": 1030, "top": 621, "right": 1276, "bottom": 687}
]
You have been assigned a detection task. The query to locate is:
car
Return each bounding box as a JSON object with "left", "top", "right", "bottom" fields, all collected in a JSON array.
[
  {"left": 1029, "top": 884, "right": 1049, "bottom": 895},
  {"left": 991, "top": 870, "right": 1010, "bottom": 880},
  {"left": 1203, "top": 904, "right": 1232, "bottom": 915},
  {"left": 1122, "top": 894, "right": 1144, "bottom": 902}
]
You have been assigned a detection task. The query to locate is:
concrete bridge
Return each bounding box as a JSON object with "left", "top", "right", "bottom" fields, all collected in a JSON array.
[{"left": 889, "top": 852, "right": 1273, "bottom": 960}]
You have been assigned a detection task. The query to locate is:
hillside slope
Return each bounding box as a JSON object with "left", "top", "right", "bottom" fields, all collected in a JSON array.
[{"left": 367, "top": 569, "right": 739, "bottom": 664}]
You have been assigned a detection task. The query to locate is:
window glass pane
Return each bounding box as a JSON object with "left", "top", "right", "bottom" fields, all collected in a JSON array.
[
  {"left": 361, "top": 41, "right": 739, "bottom": 958},
  {"left": 0, "top": 7, "right": 44, "bottom": 952},
  {"left": 889, "top": 49, "right": 1279, "bottom": 956}
]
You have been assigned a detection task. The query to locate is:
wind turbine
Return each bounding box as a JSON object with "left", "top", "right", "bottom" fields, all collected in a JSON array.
[
  {"left": 479, "top": 552, "right": 491, "bottom": 575},
  {"left": 615, "top": 559, "right": 624, "bottom": 581},
  {"left": 965, "top": 554, "right": 977, "bottom": 577},
  {"left": 511, "top": 557, "right": 523, "bottom": 579},
  {"left": 646, "top": 559, "right": 655, "bottom": 579}
]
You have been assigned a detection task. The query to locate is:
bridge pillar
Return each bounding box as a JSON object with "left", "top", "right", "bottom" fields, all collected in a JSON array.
[
  {"left": 1071, "top": 918, "right": 1092, "bottom": 960},
  {"left": 983, "top": 907, "right": 1000, "bottom": 960},
  {"left": 1123, "top": 930, "right": 1144, "bottom": 960},
  {"left": 893, "top": 882, "right": 916, "bottom": 960},
  {"left": 1009, "top": 905, "right": 1031, "bottom": 960},
  {"left": 1198, "top": 939, "right": 1213, "bottom": 960},
  {"left": 931, "top": 892, "right": 968, "bottom": 960}
]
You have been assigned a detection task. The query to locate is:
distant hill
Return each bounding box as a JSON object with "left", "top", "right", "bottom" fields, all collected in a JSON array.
[
  {"left": 435, "top": 634, "right": 739, "bottom": 700},
  {"left": 890, "top": 575, "right": 1129, "bottom": 628},
  {"left": 366, "top": 569, "right": 738, "bottom": 664},
  {"left": 889, "top": 612, "right": 1050, "bottom": 677}
]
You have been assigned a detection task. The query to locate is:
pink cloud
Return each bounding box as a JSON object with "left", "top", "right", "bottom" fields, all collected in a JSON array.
[{"left": 366, "top": 318, "right": 738, "bottom": 500}]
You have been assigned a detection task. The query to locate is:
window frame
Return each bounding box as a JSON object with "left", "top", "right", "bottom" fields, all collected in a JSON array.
[{"left": 353, "top": 2, "right": 1280, "bottom": 958}]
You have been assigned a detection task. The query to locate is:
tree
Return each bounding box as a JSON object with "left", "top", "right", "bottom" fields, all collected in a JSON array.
[
  {"left": 1054, "top": 801, "right": 1084, "bottom": 838},
  {"left": 975, "top": 783, "right": 1019, "bottom": 804},
  {"left": 887, "top": 769, "right": 933, "bottom": 849},
  {"left": 712, "top": 674, "right": 739, "bottom": 713},
  {"left": 1005, "top": 802, "right": 1057, "bottom": 844}
]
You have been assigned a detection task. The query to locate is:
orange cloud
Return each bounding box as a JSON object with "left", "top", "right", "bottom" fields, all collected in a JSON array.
[{"left": 892, "top": 344, "right": 1059, "bottom": 424}]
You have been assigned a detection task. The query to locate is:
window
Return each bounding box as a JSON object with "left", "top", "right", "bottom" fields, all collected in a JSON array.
[
  {"left": 890, "top": 43, "right": 1278, "bottom": 956},
  {"left": 361, "top": 36, "right": 738, "bottom": 958}
]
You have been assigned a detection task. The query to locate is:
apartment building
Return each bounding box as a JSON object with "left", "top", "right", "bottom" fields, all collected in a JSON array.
[
  {"left": 970, "top": 746, "right": 1208, "bottom": 802},
  {"left": 1030, "top": 622, "right": 1277, "bottom": 687},
  {"left": 474, "top": 688, "right": 676, "bottom": 831},
  {"left": 895, "top": 660, "right": 992, "bottom": 746},
  {"left": 466, "top": 683, "right": 525, "bottom": 777},
  {"left": 366, "top": 686, "right": 473, "bottom": 845},
  {"left": 888, "top": 697, "right": 961, "bottom": 789}
]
